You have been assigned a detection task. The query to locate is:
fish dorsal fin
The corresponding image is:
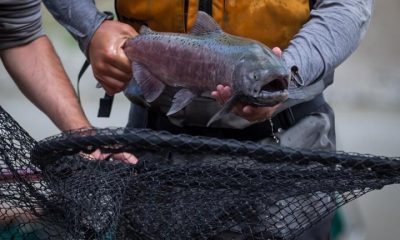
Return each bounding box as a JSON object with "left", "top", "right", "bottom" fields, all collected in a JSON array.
[
  {"left": 189, "top": 11, "right": 222, "bottom": 35},
  {"left": 139, "top": 25, "right": 153, "bottom": 34}
]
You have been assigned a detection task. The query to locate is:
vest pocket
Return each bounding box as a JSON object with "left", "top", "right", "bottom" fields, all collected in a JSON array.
[
  {"left": 116, "top": 0, "right": 187, "bottom": 33},
  {"left": 219, "top": 0, "right": 310, "bottom": 49}
]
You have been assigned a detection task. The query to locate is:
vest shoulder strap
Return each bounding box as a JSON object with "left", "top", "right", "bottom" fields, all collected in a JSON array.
[
  {"left": 310, "top": 0, "right": 316, "bottom": 9},
  {"left": 199, "top": 0, "right": 213, "bottom": 15}
]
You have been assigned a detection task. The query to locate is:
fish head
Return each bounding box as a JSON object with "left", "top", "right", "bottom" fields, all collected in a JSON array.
[{"left": 233, "top": 44, "right": 290, "bottom": 107}]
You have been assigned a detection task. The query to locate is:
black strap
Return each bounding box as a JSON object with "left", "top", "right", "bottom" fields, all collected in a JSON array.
[
  {"left": 76, "top": 11, "right": 115, "bottom": 118},
  {"left": 199, "top": 0, "right": 213, "bottom": 15},
  {"left": 77, "top": 60, "right": 115, "bottom": 118},
  {"left": 98, "top": 94, "right": 115, "bottom": 117},
  {"left": 309, "top": 0, "right": 316, "bottom": 9},
  {"left": 77, "top": 60, "right": 90, "bottom": 103}
]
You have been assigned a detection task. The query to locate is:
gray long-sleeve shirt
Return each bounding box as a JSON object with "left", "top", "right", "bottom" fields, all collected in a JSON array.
[
  {"left": 0, "top": 0, "right": 45, "bottom": 50},
  {"left": 283, "top": 0, "right": 374, "bottom": 106},
  {"left": 42, "top": 0, "right": 108, "bottom": 57}
]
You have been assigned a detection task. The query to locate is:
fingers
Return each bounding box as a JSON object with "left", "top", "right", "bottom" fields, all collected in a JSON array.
[
  {"left": 272, "top": 47, "right": 282, "bottom": 58},
  {"left": 81, "top": 149, "right": 139, "bottom": 165},
  {"left": 94, "top": 64, "right": 132, "bottom": 95},
  {"left": 212, "top": 84, "right": 280, "bottom": 123},
  {"left": 81, "top": 149, "right": 103, "bottom": 159},
  {"left": 88, "top": 20, "right": 138, "bottom": 95},
  {"left": 112, "top": 44, "right": 132, "bottom": 74},
  {"left": 111, "top": 152, "right": 138, "bottom": 164},
  {"left": 211, "top": 85, "right": 232, "bottom": 104},
  {"left": 239, "top": 104, "right": 281, "bottom": 122},
  {"left": 222, "top": 100, "right": 280, "bottom": 123},
  {"left": 219, "top": 85, "right": 232, "bottom": 102}
]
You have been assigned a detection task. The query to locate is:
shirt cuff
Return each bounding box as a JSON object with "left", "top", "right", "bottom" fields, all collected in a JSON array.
[{"left": 79, "top": 11, "right": 112, "bottom": 58}]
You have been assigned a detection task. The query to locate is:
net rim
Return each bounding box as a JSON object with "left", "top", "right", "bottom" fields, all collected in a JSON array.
[{"left": 31, "top": 128, "right": 400, "bottom": 172}]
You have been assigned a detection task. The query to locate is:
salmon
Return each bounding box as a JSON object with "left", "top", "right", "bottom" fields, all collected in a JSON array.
[{"left": 124, "top": 11, "right": 290, "bottom": 126}]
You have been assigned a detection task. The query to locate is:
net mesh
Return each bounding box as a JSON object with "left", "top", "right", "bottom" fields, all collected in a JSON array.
[{"left": 1, "top": 105, "right": 400, "bottom": 240}]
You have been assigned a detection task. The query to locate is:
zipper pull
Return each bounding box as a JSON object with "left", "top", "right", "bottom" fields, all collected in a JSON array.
[{"left": 290, "top": 66, "right": 304, "bottom": 87}]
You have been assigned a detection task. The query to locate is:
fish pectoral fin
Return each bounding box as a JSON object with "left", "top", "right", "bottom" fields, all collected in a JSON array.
[
  {"left": 133, "top": 62, "right": 165, "bottom": 102},
  {"left": 124, "top": 78, "right": 151, "bottom": 108},
  {"left": 167, "top": 89, "right": 196, "bottom": 116},
  {"left": 189, "top": 11, "right": 222, "bottom": 35},
  {"left": 207, "top": 95, "right": 239, "bottom": 127}
]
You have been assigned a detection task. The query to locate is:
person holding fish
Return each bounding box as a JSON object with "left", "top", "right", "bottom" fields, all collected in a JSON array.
[{"left": 44, "top": 0, "right": 374, "bottom": 239}]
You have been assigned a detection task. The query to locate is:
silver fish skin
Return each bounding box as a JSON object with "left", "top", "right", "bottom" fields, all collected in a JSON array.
[{"left": 124, "top": 11, "right": 290, "bottom": 126}]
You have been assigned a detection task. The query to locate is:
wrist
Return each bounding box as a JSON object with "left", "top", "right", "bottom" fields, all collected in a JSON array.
[{"left": 82, "top": 12, "right": 111, "bottom": 59}]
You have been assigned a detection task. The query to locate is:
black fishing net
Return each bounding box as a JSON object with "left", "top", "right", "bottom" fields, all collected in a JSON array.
[{"left": 1, "top": 105, "right": 400, "bottom": 240}]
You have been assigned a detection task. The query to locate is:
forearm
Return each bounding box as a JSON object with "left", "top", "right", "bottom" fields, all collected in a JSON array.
[
  {"left": 43, "top": 0, "right": 107, "bottom": 56},
  {"left": 0, "top": 36, "right": 91, "bottom": 131},
  {"left": 283, "top": 0, "right": 374, "bottom": 85}
]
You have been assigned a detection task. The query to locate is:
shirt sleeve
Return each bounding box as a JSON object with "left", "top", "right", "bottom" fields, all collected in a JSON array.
[
  {"left": 282, "top": 0, "right": 374, "bottom": 100},
  {"left": 0, "top": 0, "right": 45, "bottom": 50},
  {"left": 42, "top": 0, "right": 109, "bottom": 57}
]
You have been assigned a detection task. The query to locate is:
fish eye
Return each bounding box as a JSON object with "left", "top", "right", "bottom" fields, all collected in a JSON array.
[{"left": 253, "top": 73, "right": 259, "bottom": 80}]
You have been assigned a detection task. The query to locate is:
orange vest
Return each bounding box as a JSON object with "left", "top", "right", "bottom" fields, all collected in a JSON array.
[{"left": 115, "top": 0, "right": 311, "bottom": 49}]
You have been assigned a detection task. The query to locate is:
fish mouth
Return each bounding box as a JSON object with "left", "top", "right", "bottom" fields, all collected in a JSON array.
[
  {"left": 249, "top": 77, "right": 289, "bottom": 106},
  {"left": 261, "top": 77, "right": 288, "bottom": 92}
]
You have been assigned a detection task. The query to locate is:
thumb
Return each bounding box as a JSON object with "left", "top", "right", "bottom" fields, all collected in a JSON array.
[{"left": 272, "top": 47, "right": 282, "bottom": 58}]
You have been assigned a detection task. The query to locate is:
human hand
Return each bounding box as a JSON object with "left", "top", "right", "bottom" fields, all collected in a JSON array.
[
  {"left": 211, "top": 47, "right": 284, "bottom": 123},
  {"left": 82, "top": 149, "right": 138, "bottom": 165},
  {"left": 88, "top": 20, "right": 138, "bottom": 95}
]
